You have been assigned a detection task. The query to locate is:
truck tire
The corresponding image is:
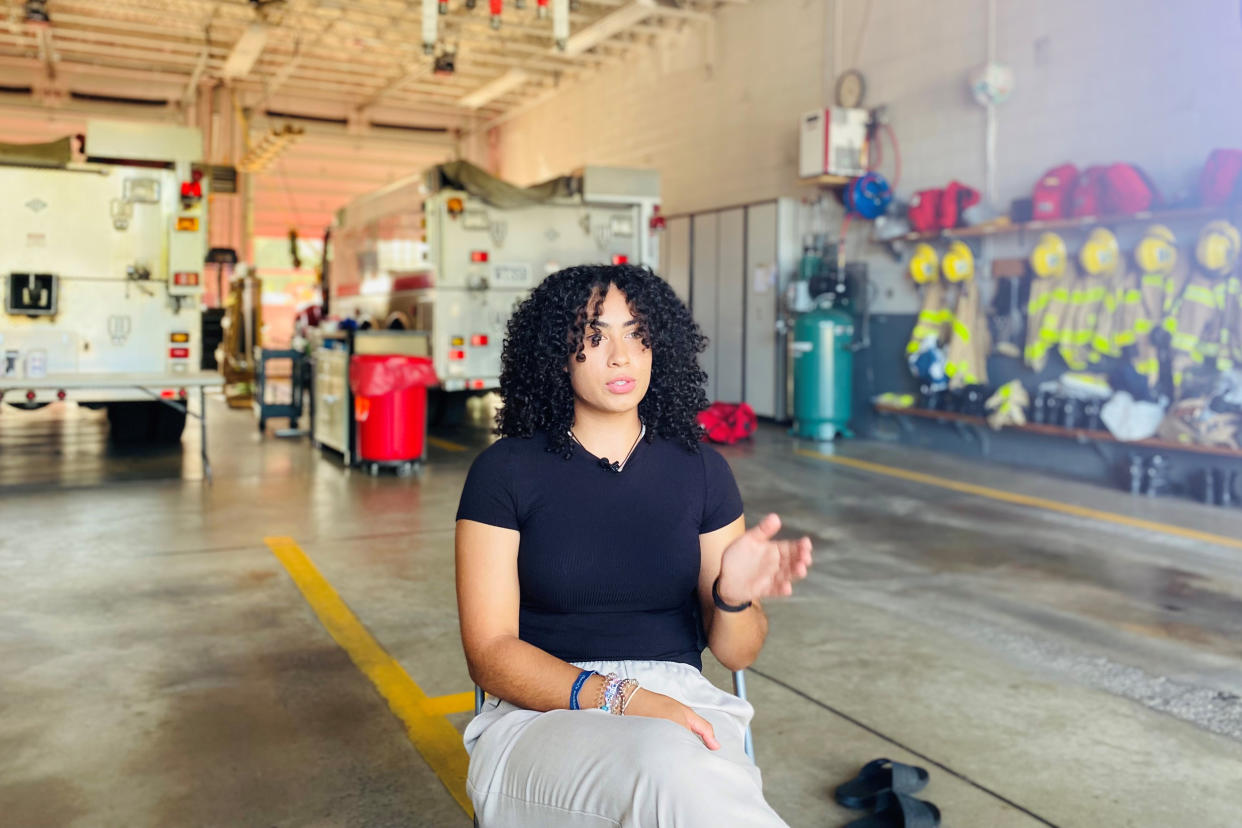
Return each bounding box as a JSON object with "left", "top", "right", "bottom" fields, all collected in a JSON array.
[
  {"left": 427, "top": 388, "right": 466, "bottom": 427},
  {"left": 107, "top": 402, "right": 185, "bottom": 444},
  {"left": 107, "top": 402, "right": 153, "bottom": 444},
  {"left": 201, "top": 308, "right": 226, "bottom": 370},
  {"left": 153, "top": 403, "right": 187, "bottom": 443}
]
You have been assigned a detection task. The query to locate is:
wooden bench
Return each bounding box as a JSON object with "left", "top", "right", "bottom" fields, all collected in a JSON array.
[{"left": 873, "top": 403, "right": 1242, "bottom": 461}]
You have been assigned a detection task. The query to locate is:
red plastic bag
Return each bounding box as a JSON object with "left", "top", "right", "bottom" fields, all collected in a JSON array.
[
  {"left": 349, "top": 355, "right": 438, "bottom": 397},
  {"left": 697, "top": 402, "right": 757, "bottom": 445},
  {"left": 908, "top": 189, "right": 943, "bottom": 233},
  {"left": 1032, "top": 163, "right": 1078, "bottom": 220},
  {"left": 1103, "top": 163, "right": 1160, "bottom": 214},
  {"left": 1071, "top": 166, "right": 1108, "bottom": 217},
  {"left": 938, "top": 181, "right": 981, "bottom": 229},
  {"left": 1198, "top": 149, "right": 1242, "bottom": 207}
]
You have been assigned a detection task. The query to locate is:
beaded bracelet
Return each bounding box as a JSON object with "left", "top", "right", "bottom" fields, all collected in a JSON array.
[
  {"left": 602, "top": 675, "right": 625, "bottom": 714},
  {"left": 616, "top": 678, "right": 640, "bottom": 715},
  {"left": 595, "top": 672, "right": 619, "bottom": 712},
  {"left": 596, "top": 675, "right": 641, "bottom": 715}
]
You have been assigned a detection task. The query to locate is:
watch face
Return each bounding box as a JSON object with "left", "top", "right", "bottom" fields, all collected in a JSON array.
[{"left": 836, "top": 70, "right": 865, "bottom": 108}]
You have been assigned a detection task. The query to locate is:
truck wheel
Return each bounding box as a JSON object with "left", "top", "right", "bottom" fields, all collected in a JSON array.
[
  {"left": 428, "top": 389, "right": 466, "bottom": 427},
  {"left": 107, "top": 402, "right": 185, "bottom": 444},
  {"left": 107, "top": 402, "right": 153, "bottom": 444},
  {"left": 152, "top": 404, "right": 187, "bottom": 443}
]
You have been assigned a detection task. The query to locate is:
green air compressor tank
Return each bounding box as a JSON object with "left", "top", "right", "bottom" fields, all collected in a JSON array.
[{"left": 792, "top": 305, "right": 855, "bottom": 441}]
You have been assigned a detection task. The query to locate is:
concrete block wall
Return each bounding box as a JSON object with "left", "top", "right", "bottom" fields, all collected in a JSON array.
[{"left": 484, "top": 0, "right": 1242, "bottom": 314}]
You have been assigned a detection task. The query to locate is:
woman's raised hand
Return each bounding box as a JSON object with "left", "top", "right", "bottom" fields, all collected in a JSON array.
[{"left": 716, "top": 513, "right": 812, "bottom": 606}]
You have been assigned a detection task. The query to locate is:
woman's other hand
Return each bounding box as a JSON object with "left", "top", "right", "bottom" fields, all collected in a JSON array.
[
  {"left": 716, "top": 513, "right": 812, "bottom": 606},
  {"left": 624, "top": 689, "right": 721, "bottom": 750}
]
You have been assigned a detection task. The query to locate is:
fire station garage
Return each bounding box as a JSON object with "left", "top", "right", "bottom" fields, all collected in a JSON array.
[{"left": 4, "top": 1, "right": 1242, "bottom": 826}]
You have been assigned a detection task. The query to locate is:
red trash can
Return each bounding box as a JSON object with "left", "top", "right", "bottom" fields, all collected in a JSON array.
[{"left": 349, "top": 355, "right": 438, "bottom": 467}]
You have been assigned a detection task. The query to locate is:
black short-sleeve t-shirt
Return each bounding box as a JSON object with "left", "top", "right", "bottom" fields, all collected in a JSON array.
[{"left": 455, "top": 432, "right": 743, "bottom": 670}]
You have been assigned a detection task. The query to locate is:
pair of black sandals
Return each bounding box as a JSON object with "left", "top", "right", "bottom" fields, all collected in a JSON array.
[{"left": 833, "top": 758, "right": 940, "bottom": 827}]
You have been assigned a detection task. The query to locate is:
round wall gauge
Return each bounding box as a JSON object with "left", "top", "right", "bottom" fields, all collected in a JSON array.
[{"left": 835, "top": 69, "right": 865, "bottom": 108}]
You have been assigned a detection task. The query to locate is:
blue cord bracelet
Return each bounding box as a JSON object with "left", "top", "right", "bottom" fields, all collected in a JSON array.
[{"left": 569, "top": 669, "right": 594, "bottom": 710}]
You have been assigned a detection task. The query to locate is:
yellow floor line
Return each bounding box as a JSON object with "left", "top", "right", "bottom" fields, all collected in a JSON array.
[
  {"left": 425, "top": 691, "right": 476, "bottom": 716},
  {"left": 794, "top": 448, "right": 1242, "bottom": 552},
  {"left": 428, "top": 436, "right": 468, "bottom": 452},
  {"left": 264, "top": 536, "right": 473, "bottom": 818}
]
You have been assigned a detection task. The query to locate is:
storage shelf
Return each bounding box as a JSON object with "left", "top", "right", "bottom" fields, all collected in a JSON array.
[
  {"left": 813, "top": 174, "right": 853, "bottom": 188},
  {"left": 885, "top": 205, "right": 1231, "bottom": 245},
  {"left": 873, "top": 403, "right": 1242, "bottom": 460}
]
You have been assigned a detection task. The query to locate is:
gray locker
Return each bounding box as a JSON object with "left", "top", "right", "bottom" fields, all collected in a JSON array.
[
  {"left": 679, "top": 198, "right": 799, "bottom": 419},
  {"left": 744, "top": 199, "right": 798, "bottom": 419},
  {"left": 714, "top": 208, "right": 745, "bottom": 403},
  {"left": 691, "top": 213, "right": 719, "bottom": 402},
  {"left": 664, "top": 216, "right": 691, "bottom": 303}
]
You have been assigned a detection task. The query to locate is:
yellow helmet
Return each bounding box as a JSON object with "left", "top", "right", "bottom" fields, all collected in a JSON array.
[
  {"left": 1195, "top": 220, "right": 1240, "bottom": 275},
  {"left": 908, "top": 243, "right": 940, "bottom": 284},
  {"left": 1030, "top": 232, "right": 1068, "bottom": 279},
  {"left": 1079, "top": 227, "right": 1120, "bottom": 275},
  {"left": 1135, "top": 224, "right": 1177, "bottom": 274},
  {"left": 941, "top": 241, "right": 974, "bottom": 282}
]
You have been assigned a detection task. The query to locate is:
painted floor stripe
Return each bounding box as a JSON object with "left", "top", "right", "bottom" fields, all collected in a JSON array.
[
  {"left": 425, "top": 691, "right": 476, "bottom": 716},
  {"left": 264, "top": 536, "right": 473, "bottom": 817},
  {"left": 794, "top": 448, "right": 1242, "bottom": 552},
  {"left": 428, "top": 436, "right": 468, "bottom": 452}
]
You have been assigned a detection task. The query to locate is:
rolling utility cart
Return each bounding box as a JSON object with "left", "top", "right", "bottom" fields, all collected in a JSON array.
[
  {"left": 311, "top": 330, "right": 431, "bottom": 474},
  {"left": 254, "top": 347, "right": 310, "bottom": 436}
]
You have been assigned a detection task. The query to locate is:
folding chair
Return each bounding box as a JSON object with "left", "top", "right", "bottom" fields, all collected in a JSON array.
[{"left": 473, "top": 669, "right": 754, "bottom": 760}]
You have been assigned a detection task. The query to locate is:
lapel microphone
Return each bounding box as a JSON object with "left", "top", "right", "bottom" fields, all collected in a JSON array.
[{"left": 598, "top": 457, "right": 622, "bottom": 473}]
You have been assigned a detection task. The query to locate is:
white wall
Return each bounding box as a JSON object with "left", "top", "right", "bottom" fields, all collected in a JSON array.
[{"left": 485, "top": 0, "right": 1242, "bottom": 312}]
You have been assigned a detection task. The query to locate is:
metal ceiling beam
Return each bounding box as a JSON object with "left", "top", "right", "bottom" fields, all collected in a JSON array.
[
  {"left": 0, "top": 53, "right": 194, "bottom": 86},
  {"left": 0, "top": 0, "right": 735, "bottom": 124},
  {"left": 252, "top": 0, "right": 342, "bottom": 108},
  {"left": 35, "top": 25, "right": 57, "bottom": 81},
  {"left": 183, "top": 46, "right": 211, "bottom": 102}
]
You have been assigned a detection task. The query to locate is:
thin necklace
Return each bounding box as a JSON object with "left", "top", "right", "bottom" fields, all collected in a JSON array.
[{"left": 568, "top": 423, "right": 646, "bottom": 473}]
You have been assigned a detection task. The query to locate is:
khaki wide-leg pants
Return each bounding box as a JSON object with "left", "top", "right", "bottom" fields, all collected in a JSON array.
[{"left": 464, "top": 659, "right": 789, "bottom": 827}]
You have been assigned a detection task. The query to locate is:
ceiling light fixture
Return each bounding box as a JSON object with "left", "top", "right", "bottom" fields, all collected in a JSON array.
[
  {"left": 422, "top": 0, "right": 438, "bottom": 53},
  {"left": 24, "top": 0, "right": 50, "bottom": 25}
]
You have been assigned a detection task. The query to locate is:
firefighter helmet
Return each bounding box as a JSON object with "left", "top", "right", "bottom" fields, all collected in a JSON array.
[
  {"left": 909, "top": 243, "right": 939, "bottom": 284},
  {"left": 1195, "top": 220, "right": 1240, "bottom": 275},
  {"left": 1030, "top": 232, "right": 1068, "bottom": 278},
  {"left": 941, "top": 241, "right": 974, "bottom": 282},
  {"left": 1079, "top": 227, "right": 1120, "bottom": 275},
  {"left": 1135, "top": 224, "right": 1177, "bottom": 274}
]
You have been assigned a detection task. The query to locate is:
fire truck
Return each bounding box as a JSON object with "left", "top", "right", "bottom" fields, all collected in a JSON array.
[
  {"left": 327, "top": 163, "right": 660, "bottom": 421},
  {"left": 1, "top": 120, "right": 210, "bottom": 442}
]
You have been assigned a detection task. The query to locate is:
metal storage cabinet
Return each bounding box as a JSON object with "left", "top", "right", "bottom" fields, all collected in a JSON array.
[
  {"left": 663, "top": 216, "right": 692, "bottom": 304},
  {"left": 675, "top": 198, "right": 798, "bottom": 419},
  {"left": 714, "top": 208, "right": 746, "bottom": 404},
  {"left": 313, "top": 346, "right": 351, "bottom": 464},
  {"left": 745, "top": 199, "right": 798, "bottom": 421},
  {"left": 691, "top": 213, "right": 720, "bottom": 402}
]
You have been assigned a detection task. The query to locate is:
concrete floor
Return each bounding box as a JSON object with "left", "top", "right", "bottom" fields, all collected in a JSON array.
[{"left": 3, "top": 397, "right": 1242, "bottom": 827}]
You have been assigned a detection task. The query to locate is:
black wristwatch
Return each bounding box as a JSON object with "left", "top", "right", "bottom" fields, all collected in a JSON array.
[{"left": 712, "top": 575, "right": 752, "bottom": 612}]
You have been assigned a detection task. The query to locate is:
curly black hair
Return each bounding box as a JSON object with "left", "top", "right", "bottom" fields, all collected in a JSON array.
[{"left": 496, "top": 264, "right": 708, "bottom": 457}]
